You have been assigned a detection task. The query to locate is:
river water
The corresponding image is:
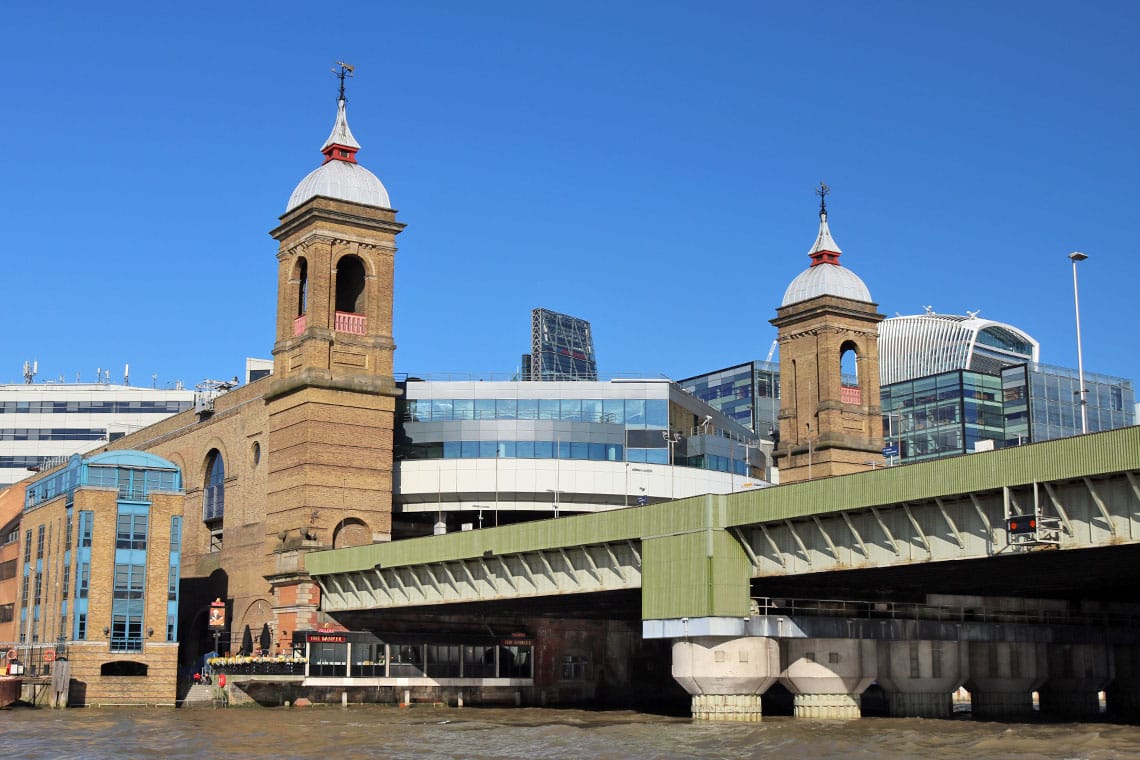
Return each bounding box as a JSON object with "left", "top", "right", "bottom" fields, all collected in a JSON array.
[{"left": 4, "top": 706, "right": 1140, "bottom": 759}]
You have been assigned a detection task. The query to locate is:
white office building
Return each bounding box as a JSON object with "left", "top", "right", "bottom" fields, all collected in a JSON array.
[{"left": 0, "top": 382, "right": 194, "bottom": 487}]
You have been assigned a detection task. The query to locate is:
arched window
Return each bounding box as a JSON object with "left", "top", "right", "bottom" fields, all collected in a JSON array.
[
  {"left": 203, "top": 450, "right": 225, "bottom": 523},
  {"left": 335, "top": 255, "right": 366, "bottom": 314},
  {"left": 296, "top": 258, "right": 308, "bottom": 317},
  {"left": 839, "top": 342, "right": 861, "bottom": 404},
  {"left": 334, "top": 255, "right": 367, "bottom": 335}
]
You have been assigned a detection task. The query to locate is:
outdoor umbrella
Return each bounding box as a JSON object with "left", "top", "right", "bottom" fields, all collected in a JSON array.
[
  {"left": 259, "top": 622, "right": 272, "bottom": 654},
  {"left": 241, "top": 625, "right": 253, "bottom": 656}
]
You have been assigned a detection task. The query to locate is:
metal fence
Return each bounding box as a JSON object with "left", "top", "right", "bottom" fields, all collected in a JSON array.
[{"left": 1, "top": 642, "right": 69, "bottom": 678}]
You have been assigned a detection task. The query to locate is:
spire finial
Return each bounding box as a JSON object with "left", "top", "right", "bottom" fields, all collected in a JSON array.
[
  {"left": 332, "top": 61, "right": 355, "bottom": 102},
  {"left": 816, "top": 181, "right": 830, "bottom": 216}
]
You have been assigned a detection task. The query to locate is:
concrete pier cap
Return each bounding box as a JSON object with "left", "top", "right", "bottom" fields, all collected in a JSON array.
[
  {"left": 965, "top": 641, "right": 1048, "bottom": 719},
  {"left": 671, "top": 636, "right": 781, "bottom": 721},
  {"left": 1039, "top": 643, "right": 1113, "bottom": 719},
  {"left": 781, "top": 639, "right": 877, "bottom": 719},
  {"left": 876, "top": 640, "right": 966, "bottom": 719}
]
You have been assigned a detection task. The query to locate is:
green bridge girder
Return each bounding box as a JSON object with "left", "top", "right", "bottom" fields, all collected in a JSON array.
[{"left": 306, "top": 425, "right": 1140, "bottom": 621}]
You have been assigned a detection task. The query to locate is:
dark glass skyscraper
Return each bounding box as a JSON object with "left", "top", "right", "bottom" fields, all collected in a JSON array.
[{"left": 527, "top": 308, "right": 597, "bottom": 381}]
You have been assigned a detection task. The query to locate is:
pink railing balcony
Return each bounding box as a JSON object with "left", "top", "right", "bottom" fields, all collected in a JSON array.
[
  {"left": 293, "top": 314, "right": 307, "bottom": 336},
  {"left": 335, "top": 311, "right": 367, "bottom": 335},
  {"left": 841, "top": 385, "right": 862, "bottom": 404}
]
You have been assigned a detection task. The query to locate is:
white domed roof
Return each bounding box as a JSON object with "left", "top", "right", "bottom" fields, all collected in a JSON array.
[
  {"left": 287, "top": 160, "right": 390, "bottom": 212},
  {"left": 780, "top": 200, "right": 872, "bottom": 306},
  {"left": 781, "top": 263, "right": 872, "bottom": 306},
  {"left": 285, "top": 96, "right": 391, "bottom": 212}
]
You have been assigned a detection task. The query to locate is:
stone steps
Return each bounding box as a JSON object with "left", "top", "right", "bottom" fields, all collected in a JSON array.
[{"left": 181, "top": 684, "right": 223, "bottom": 708}]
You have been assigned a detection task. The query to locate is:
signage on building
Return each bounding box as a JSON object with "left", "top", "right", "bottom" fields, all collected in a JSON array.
[
  {"left": 208, "top": 598, "right": 226, "bottom": 629},
  {"left": 307, "top": 633, "right": 348, "bottom": 644},
  {"left": 882, "top": 445, "right": 899, "bottom": 458}
]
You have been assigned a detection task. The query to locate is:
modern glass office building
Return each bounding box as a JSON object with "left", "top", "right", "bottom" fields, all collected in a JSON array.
[
  {"left": 879, "top": 362, "right": 1135, "bottom": 462},
  {"left": 525, "top": 308, "right": 598, "bottom": 381},
  {"left": 394, "top": 379, "right": 769, "bottom": 536},
  {"left": 678, "top": 361, "right": 781, "bottom": 437},
  {"left": 0, "top": 382, "right": 195, "bottom": 488},
  {"left": 878, "top": 311, "right": 1040, "bottom": 385},
  {"left": 1003, "top": 362, "right": 1135, "bottom": 444}
]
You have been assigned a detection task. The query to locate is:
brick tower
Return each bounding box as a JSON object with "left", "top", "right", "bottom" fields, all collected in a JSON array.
[
  {"left": 264, "top": 67, "right": 404, "bottom": 556},
  {"left": 770, "top": 184, "right": 884, "bottom": 483}
]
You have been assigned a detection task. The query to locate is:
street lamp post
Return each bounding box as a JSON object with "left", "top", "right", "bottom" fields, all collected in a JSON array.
[
  {"left": 1069, "top": 251, "right": 1089, "bottom": 434},
  {"left": 805, "top": 421, "right": 813, "bottom": 481},
  {"left": 662, "top": 431, "right": 681, "bottom": 499},
  {"left": 883, "top": 412, "right": 902, "bottom": 466}
]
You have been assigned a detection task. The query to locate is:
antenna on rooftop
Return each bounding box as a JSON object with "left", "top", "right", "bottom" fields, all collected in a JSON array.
[
  {"left": 124, "top": 363, "right": 130, "bottom": 386},
  {"left": 23, "top": 360, "right": 38, "bottom": 384}
]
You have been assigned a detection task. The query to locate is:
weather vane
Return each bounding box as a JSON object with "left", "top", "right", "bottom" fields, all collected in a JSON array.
[
  {"left": 332, "top": 61, "right": 355, "bottom": 101},
  {"left": 816, "top": 181, "right": 830, "bottom": 215}
]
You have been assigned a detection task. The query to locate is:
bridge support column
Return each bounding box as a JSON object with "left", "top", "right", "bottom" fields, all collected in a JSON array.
[
  {"left": 1107, "top": 645, "right": 1140, "bottom": 720},
  {"left": 671, "top": 637, "right": 780, "bottom": 721},
  {"left": 780, "top": 639, "right": 876, "bottom": 719},
  {"left": 965, "top": 642, "right": 1046, "bottom": 719},
  {"left": 876, "top": 640, "right": 965, "bottom": 718},
  {"left": 1038, "top": 643, "right": 1111, "bottom": 719}
]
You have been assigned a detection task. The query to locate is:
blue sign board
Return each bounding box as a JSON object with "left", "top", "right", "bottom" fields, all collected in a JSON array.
[
  {"left": 882, "top": 445, "right": 900, "bottom": 458},
  {"left": 636, "top": 495, "right": 649, "bottom": 506}
]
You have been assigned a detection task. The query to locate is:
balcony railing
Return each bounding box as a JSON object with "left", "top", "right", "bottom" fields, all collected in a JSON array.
[
  {"left": 293, "top": 315, "right": 307, "bottom": 336},
  {"left": 840, "top": 385, "right": 862, "bottom": 404},
  {"left": 335, "top": 311, "right": 366, "bottom": 335}
]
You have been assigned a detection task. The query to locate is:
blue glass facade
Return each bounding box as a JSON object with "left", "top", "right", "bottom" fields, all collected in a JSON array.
[
  {"left": 680, "top": 361, "right": 780, "bottom": 436},
  {"left": 529, "top": 308, "right": 598, "bottom": 381},
  {"left": 399, "top": 381, "right": 758, "bottom": 474},
  {"left": 19, "top": 451, "right": 183, "bottom": 649}
]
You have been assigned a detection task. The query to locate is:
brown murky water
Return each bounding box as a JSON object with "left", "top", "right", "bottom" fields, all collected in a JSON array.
[{"left": 4, "top": 706, "right": 1140, "bottom": 759}]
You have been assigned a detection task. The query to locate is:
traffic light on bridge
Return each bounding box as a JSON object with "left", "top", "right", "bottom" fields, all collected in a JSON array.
[{"left": 1006, "top": 515, "right": 1037, "bottom": 535}]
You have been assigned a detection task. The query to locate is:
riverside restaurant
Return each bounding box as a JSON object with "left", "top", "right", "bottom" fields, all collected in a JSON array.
[{"left": 210, "top": 630, "right": 534, "bottom": 684}]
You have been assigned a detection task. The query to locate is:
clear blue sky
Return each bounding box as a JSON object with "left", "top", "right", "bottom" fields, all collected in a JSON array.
[{"left": 3, "top": 2, "right": 1137, "bottom": 390}]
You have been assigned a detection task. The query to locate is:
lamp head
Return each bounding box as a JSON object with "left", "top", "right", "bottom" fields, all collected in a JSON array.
[{"left": 1069, "top": 251, "right": 1088, "bottom": 262}]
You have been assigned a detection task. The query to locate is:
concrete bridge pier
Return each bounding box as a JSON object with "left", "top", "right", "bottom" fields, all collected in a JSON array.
[
  {"left": 1105, "top": 645, "right": 1140, "bottom": 719},
  {"left": 671, "top": 637, "right": 780, "bottom": 721},
  {"left": 965, "top": 642, "right": 1047, "bottom": 719},
  {"left": 876, "top": 639, "right": 965, "bottom": 718},
  {"left": 780, "top": 639, "right": 877, "bottom": 719},
  {"left": 1038, "top": 643, "right": 1112, "bottom": 718}
]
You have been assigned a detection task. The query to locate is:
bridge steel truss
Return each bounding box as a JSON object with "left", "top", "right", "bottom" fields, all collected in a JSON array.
[
  {"left": 308, "top": 426, "right": 1140, "bottom": 621},
  {"left": 318, "top": 539, "right": 644, "bottom": 610},
  {"left": 733, "top": 453, "right": 1140, "bottom": 580}
]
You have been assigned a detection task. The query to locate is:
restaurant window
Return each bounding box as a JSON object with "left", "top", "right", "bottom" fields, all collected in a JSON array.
[
  {"left": 309, "top": 641, "right": 348, "bottom": 677},
  {"left": 426, "top": 644, "right": 462, "bottom": 678},
  {"left": 463, "top": 645, "right": 496, "bottom": 678},
  {"left": 500, "top": 645, "right": 533, "bottom": 678},
  {"left": 351, "top": 643, "right": 387, "bottom": 677},
  {"left": 389, "top": 643, "right": 424, "bottom": 677}
]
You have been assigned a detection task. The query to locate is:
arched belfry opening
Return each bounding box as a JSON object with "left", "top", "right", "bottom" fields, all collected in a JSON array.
[
  {"left": 770, "top": 184, "right": 884, "bottom": 483},
  {"left": 839, "top": 340, "right": 861, "bottom": 404},
  {"left": 295, "top": 258, "right": 308, "bottom": 317},
  {"left": 335, "top": 255, "right": 367, "bottom": 316}
]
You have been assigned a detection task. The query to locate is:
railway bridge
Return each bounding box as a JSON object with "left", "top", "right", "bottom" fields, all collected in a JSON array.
[{"left": 306, "top": 425, "right": 1140, "bottom": 719}]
